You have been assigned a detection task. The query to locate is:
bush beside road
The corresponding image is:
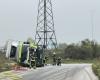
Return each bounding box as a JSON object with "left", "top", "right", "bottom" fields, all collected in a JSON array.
[{"left": 92, "top": 63, "right": 100, "bottom": 79}]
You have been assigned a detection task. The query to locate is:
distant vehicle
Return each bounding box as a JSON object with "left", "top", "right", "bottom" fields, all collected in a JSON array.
[{"left": 6, "top": 40, "right": 44, "bottom": 68}]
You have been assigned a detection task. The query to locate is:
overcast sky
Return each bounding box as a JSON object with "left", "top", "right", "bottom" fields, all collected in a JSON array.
[{"left": 0, "top": 0, "right": 100, "bottom": 46}]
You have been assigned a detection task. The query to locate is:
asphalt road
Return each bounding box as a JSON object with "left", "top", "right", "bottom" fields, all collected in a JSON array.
[{"left": 22, "top": 64, "right": 98, "bottom": 80}]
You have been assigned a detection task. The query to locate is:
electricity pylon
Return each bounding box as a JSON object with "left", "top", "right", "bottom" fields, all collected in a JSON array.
[{"left": 35, "top": 0, "right": 57, "bottom": 51}]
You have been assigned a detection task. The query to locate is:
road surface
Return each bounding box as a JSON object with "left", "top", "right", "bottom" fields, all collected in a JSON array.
[
  {"left": 0, "top": 64, "right": 98, "bottom": 80},
  {"left": 23, "top": 64, "right": 98, "bottom": 80}
]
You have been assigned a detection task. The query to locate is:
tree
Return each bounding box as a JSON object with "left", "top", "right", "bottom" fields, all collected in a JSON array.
[{"left": 64, "top": 39, "right": 99, "bottom": 59}]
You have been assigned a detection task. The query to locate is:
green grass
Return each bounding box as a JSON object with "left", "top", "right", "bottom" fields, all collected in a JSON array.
[
  {"left": 92, "top": 62, "right": 100, "bottom": 79},
  {"left": 0, "top": 53, "right": 15, "bottom": 72}
]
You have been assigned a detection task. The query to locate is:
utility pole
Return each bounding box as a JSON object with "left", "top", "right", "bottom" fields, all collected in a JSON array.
[
  {"left": 90, "top": 10, "right": 95, "bottom": 41},
  {"left": 90, "top": 10, "right": 96, "bottom": 58},
  {"left": 35, "top": 0, "right": 57, "bottom": 52}
]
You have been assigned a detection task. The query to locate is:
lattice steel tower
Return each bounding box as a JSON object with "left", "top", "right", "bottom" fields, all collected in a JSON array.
[{"left": 35, "top": 0, "right": 57, "bottom": 50}]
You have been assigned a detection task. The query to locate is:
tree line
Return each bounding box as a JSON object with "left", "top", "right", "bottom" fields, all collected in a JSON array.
[{"left": 57, "top": 39, "right": 100, "bottom": 60}]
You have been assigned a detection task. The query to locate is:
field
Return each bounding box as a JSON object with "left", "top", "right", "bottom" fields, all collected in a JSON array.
[{"left": 0, "top": 53, "right": 15, "bottom": 72}]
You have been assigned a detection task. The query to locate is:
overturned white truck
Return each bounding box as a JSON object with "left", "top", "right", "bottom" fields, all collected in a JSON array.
[{"left": 6, "top": 40, "right": 44, "bottom": 68}]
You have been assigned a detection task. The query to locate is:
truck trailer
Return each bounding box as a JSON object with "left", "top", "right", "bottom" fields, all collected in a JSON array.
[{"left": 6, "top": 40, "right": 44, "bottom": 68}]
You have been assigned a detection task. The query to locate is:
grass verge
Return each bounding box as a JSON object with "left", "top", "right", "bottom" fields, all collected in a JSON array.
[
  {"left": 0, "top": 53, "right": 16, "bottom": 72},
  {"left": 92, "top": 63, "right": 100, "bottom": 79}
]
